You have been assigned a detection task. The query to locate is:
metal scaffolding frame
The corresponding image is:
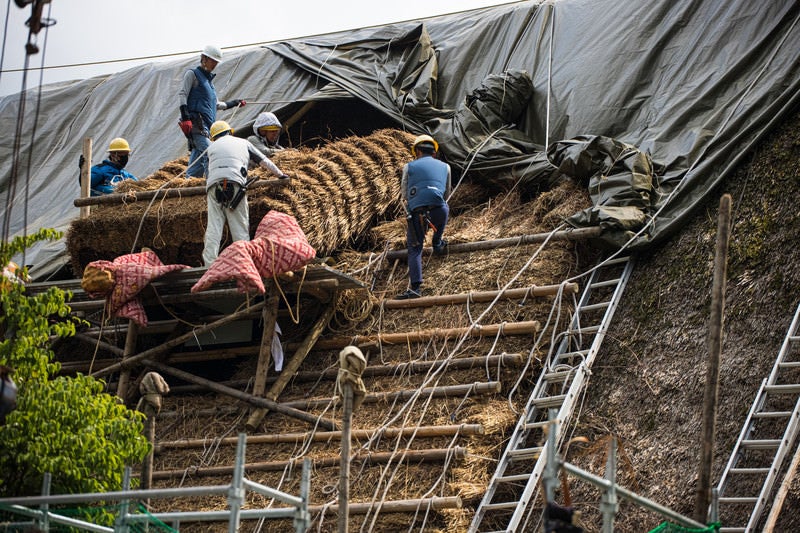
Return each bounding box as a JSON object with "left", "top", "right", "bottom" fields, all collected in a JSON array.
[{"left": 0, "top": 433, "right": 311, "bottom": 533}]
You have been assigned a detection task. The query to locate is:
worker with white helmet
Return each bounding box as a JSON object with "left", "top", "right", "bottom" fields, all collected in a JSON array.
[
  {"left": 395, "top": 134, "right": 451, "bottom": 300},
  {"left": 177, "top": 45, "right": 247, "bottom": 178},
  {"left": 89, "top": 137, "right": 138, "bottom": 196},
  {"left": 248, "top": 111, "right": 285, "bottom": 157},
  {"left": 202, "top": 120, "right": 289, "bottom": 266}
]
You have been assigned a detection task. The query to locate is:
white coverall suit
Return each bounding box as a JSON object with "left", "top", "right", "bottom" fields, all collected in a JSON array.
[{"left": 202, "top": 134, "right": 284, "bottom": 266}]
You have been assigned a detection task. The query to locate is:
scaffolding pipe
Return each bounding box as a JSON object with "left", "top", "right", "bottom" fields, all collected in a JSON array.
[{"left": 560, "top": 461, "right": 706, "bottom": 529}]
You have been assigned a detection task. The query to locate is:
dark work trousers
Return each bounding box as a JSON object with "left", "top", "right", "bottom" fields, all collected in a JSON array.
[{"left": 406, "top": 203, "right": 449, "bottom": 287}]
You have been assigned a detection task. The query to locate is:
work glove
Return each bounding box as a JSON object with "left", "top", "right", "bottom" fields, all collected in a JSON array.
[
  {"left": 179, "top": 119, "right": 193, "bottom": 137},
  {"left": 225, "top": 99, "right": 245, "bottom": 109},
  {"left": 78, "top": 154, "right": 85, "bottom": 170}
]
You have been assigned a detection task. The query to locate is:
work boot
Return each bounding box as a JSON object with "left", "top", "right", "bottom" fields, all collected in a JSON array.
[
  {"left": 395, "top": 288, "right": 422, "bottom": 300},
  {"left": 433, "top": 239, "right": 448, "bottom": 256}
]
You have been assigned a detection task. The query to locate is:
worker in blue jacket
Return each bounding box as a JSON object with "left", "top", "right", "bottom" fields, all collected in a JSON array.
[
  {"left": 395, "top": 134, "right": 451, "bottom": 300},
  {"left": 177, "top": 45, "right": 246, "bottom": 178},
  {"left": 90, "top": 137, "right": 138, "bottom": 196}
]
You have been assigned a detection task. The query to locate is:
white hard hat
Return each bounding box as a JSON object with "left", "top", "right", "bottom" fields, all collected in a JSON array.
[
  {"left": 202, "top": 45, "right": 223, "bottom": 63},
  {"left": 253, "top": 112, "right": 282, "bottom": 135}
]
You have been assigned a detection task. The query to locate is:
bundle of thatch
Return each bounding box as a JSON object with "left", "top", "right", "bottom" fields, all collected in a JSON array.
[{"left": 66, "top": 129, "right": 415, "bottom": 274}]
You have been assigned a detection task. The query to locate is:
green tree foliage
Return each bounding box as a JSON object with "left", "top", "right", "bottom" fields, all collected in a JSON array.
[{"left": 0, "top": 229, "right": 150, "bottom": 496}]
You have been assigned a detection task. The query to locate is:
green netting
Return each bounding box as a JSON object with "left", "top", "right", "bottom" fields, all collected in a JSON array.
[{"left": 648, "top": 521, "right": 720, "bottom": 533}]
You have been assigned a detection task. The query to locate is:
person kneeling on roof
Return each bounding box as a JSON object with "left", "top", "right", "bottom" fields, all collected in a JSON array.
[
  {"left": 202, "top": 120, "right": 289, "bottom": 267},
  {"left": 89, "top": 137, "right": 138, "bottom": 196}
]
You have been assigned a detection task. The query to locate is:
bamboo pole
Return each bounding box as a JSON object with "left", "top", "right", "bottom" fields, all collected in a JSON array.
[
  {"left": 382, "top": 227, "right": 602, "bottom": 260},
  {"left": 90, "top": 301, "right": 266, "bottom": 378},
  {"left": 161, "top": 353, "right": 524, "bottom": 394},
  {"left": 247, "top": 303, "right": 337, "bottom": 431},
  {"left": 309, "top": 496, "right": 462, "bottom": 515},
  {"left": 141, "top": 415, "right": 156, "bottom": 491},
  {"left": 763, "top": 443, "right": 800, "bottom": 531},
  {"left": 382, "top": 284, "right": 578, "bottom": 309},
  {"left": 73, "top": 333, "right": 124, "bottom": 357},
  {"left": 73, "top": 177, "right": 288, "bottom": 207},
  {"left": 308, "top": 320, "right": 541, "bottom": 351},
  {"left": 279, "top": 381, "right": 501, "bottom": 410},
  {"left": 338, "top": 380, "right": 353, "bottom": 533},
  {"left": 155, "top": 424, "right": 484, "bottom": 452},
  {"left": 143, "top": 359, "right": 336, "bottom": 430},
  {"left": 115, "top": 320, "right": 138, "bottom": 401},
  {"left": 244, "top": 289, "right": 280, "bottom": 430},
  {"left": 694, "top": 194, "right": 731, "bottom": 523},
  {"left": 150, "top": 447, "right": 466, "bottom": 480},
  {"left": 80, "top": 138, "right": 91, "bottom": 218}
]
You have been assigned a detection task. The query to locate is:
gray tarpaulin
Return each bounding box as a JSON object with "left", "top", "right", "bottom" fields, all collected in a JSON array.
[{"left": 2, "top": 0, "right": 799, "bottom": 278}]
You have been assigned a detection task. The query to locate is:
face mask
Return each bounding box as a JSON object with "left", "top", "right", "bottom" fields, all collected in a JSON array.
[{"left": 117, "top": 154, "right": 129, "bottom": 167}]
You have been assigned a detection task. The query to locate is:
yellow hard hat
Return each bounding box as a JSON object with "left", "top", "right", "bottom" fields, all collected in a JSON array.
[
  {"left": 412, "top": 134, "right": 438, "bottom": 154},
  {"left": 210, "top": 120, "right": 233, "bottom": 139},
  {"left": 108, "top": 137, "right": 131, "bottom": 152}
]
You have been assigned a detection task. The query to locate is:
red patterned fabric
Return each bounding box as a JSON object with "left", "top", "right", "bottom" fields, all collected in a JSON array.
[
  {"left": 85, "top": 250, "right": 190, "bottom": 327},
  {"left": 192, "top": 211, "right": 316, "bottom": 294}
]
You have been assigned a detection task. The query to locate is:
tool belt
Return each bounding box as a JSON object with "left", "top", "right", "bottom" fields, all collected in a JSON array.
[{"left": 213, "top": 180, "right": 242, "bottom": 209}]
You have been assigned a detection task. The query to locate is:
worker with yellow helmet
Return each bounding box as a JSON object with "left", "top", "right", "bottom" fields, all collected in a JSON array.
[
  {"left": 202, "top": 120, "right": 289, "bottom": 266},
  {"left": 395, "top": 134, "right": 451, "bottom": 300},
  {"left": 89, "top": 137, "right": 138, "bottom": 196},
  {"left": 248, "top": 111, "right": 285, "bottom": 157}
]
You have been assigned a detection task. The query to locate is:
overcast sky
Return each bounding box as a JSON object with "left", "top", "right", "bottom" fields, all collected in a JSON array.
[{"left": 0, "top": 0, "right": 520, "bottom": 97}]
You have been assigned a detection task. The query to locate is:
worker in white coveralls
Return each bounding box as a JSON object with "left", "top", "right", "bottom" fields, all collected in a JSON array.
[
  {"left": 202, "top": 120, "right": 289, "bottom": 266},
  {"left": 178, "top": 45, "right": 247, "bottom": 178},
  {"left": 248, "top": 111, "right": 285, "bottom": 157},
  {"left": 395, "top": 134, "right": 451, "bottom": 300}
]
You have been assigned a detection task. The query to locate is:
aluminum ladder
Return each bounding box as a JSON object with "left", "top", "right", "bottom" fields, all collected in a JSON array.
[
  {"left": 469, "top": 255, "right": 633, "bottom": 533},
  {"left": 715, "top": 300, "right": 800, "bottom": 532}
]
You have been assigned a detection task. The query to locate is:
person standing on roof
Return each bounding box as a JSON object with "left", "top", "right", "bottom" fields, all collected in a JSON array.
[
  {"left": 248, "top": 111, "right": 285, "bottom": 157},
  {"left": 178, "top": 45, "right": 247, "bottom": 178},
  {"left": 89, "top": 138, "right": 138, "bottom": 196},
  {"left": 202, "top": 120, "right": 289, "bottom": 266},
  {"left": 395, "top": 134, "right": 451, "bottom": 300}
]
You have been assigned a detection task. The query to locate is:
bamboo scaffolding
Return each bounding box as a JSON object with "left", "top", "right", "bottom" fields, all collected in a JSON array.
[
  {"left": 155, "top": 423, "right": 484, "bottom": 452},
  {"left": 73, "top": 177, "right": 288, "bottom": 207},
  {"left": 247, "top": 302, "right": 337, "bottom": 431},
  {"left": 279, "top": 381, "right": 501, "bottom": 410},
  {"left": 245, "top": 289, "right": 281, "bottom": 431},
  {"left": 150, "top": 446, "right": 467, "bottom": 480},
  {"left": 382, "top": 226, "right": 602, "bottom": 260},
  {"left": 144, "top": 359, "right": 336, "bottom": 430},
  {"left": 162, "top": 353, "right": 524, "bottom": 394},
  {"left": 308, "top": 320, "right": 541, "bottom": 351},
  {"left": 382, "top": 283, "right": 578, "bottom": 309},
  {"left": 90, "top": 301, "right": 266, "bottom": 378},
  {"left": 308, "top": 496, "right": 462, "bottom": 514}
]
